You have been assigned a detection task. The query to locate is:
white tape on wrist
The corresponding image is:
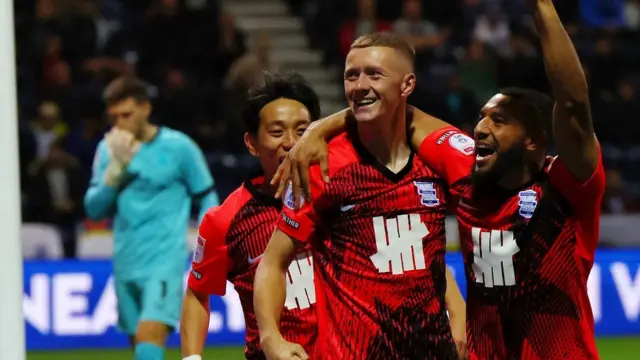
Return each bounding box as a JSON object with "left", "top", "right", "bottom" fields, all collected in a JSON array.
[{"left": 182, "top": 355, "right": 202, "bottom": 360}]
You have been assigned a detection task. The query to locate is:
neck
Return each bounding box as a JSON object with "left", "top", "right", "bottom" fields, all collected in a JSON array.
[
  {"left": 257, "top": 176, "right": 277, "bottom": 197},
  {"left": 140, "top": 123, "right": 158, "bottom": 142},
  {"left": 356, "top": 104, "right": 412, "bottom": 172}
]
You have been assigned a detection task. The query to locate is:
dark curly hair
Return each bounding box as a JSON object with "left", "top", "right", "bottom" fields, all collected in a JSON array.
[{"left": 242, "top": 70, "right": 322, "bottom": 134}]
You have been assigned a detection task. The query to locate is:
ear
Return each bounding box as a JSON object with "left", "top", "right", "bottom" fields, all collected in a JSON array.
[
  {"left": 244, "top": 132, "right": 260, "bottom": 157},
  {"left": 400, "top": 73, "right": 416, "bottom": 98},
  {"left": 142, "top": 101, "right": 152, "bottom": 118}
]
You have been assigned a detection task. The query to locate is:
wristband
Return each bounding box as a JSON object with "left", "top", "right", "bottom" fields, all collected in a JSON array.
[{"left": 182, "top": 355, "right": 202, "bottom": 360}]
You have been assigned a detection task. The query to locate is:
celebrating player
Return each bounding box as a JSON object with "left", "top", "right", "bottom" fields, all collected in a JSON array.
[
  {"left": 254, "top": 33, "right": 468, "bottom": 360},
  {"left": 84, "top": 76, "right": 220, "bottom": 360},
  {"left": 274, "top": 1, "right": 604, "bottom": 359},
  {"left": 180, "top": 71, "right": 321, "bottom": 360}
]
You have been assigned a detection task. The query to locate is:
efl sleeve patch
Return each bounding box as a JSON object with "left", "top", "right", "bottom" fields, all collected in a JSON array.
[{"left": 449, "top": 133, "right": 475, "bottom": 155}]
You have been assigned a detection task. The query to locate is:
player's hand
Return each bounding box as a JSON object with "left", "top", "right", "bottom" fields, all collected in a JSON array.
[
  {"left": 450, "top": 314, "right": 468, "bottom": 360},
  {"left": 271, "top": 127, "right": 330, "bottom": 208},
  {"left": 262, "top": 336, "right": 309, "bottom": 360},
  {"left": 106, "top": 128, "right": 140, "bottom": 166}
]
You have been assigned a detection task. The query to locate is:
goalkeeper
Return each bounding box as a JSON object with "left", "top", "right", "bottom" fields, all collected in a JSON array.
[{"left": 84, "top": 76, "right": 220, "bottom": 360}]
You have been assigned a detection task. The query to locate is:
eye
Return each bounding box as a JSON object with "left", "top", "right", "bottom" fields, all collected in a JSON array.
[
  {"left": 269, "top": 130, "right": 283, "bottom": 137},
  {"left": 296, "top": 127, "right": 308, "bottom": 136}
]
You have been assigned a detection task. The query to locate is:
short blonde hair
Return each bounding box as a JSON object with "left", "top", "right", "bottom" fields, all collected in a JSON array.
[{"left": 350, "top": 32, "right": 415, "bottom": 66}]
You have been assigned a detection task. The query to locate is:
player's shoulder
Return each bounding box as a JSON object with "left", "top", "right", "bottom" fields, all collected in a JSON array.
[
  {"left": 157, "top": 126, "right": 198, "bottom": 149},
  {"left": 200, "top": 187, "right": 248, "bottom": 239},
  {"left": 313, "top": 132, "right": 359, "bottom": 177}
]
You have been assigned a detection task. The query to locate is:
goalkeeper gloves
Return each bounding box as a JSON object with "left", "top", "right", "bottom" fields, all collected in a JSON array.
[
  {"left": 106, "top": 128, "right": 141, "bottom": 166},
  {"left": 103, "top": 129, "right": 141, "bottom": 187}
]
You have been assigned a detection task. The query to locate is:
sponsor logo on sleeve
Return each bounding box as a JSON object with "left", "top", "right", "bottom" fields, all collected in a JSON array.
[
  {"left": 193, "top": 235, "right": 205, "bottom": 263},
  {"left": 283, "top": 184, "right": 305, "bottom": 210},
  {"left": 449, "top": 133, "right": 475, "bottom": 155},
  {"left": 281, "top": 213, "right": 300, "bottom": 229},
  {"left": 436, "top": 130, "right": 457, "bottom": 145},
  {"left": 191, "top": 268, "right": 203, "bottom": 280}
]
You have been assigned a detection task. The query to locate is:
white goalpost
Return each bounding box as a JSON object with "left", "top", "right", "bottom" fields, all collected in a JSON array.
[{"left": 0, "top": 0, "right": 26, "bottom": 358}]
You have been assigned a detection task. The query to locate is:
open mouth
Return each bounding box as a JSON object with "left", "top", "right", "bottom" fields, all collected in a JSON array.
[
  {"left": 475, "top": 143, "right": 497, "bottom": 163},
  {"left": 354, "top": 98, "right": 377, "bottom": 108}
]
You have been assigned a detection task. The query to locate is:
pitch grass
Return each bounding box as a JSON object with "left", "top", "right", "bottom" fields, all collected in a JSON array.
[{"left": 26, "top": 338, "right": 640, "bottom": 360}]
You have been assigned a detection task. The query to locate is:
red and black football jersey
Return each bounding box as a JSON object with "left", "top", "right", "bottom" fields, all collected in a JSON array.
[
  {"left": 188, "top": 176, "right": 316, "bottom": 359},
  {"left": 452, "top": 153, "right": 605, "bottom": 360},
  {"left": 277, "top": 125, "right": 475, "bottom": 359}
]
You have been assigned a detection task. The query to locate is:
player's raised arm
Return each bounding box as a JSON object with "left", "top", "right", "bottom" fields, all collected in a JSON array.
[
  {"left": 254, "top": 229, "right": 308, "bottom": 360},
  {"left": 531, "top": 0, "right": 599, "bottom": 181}
]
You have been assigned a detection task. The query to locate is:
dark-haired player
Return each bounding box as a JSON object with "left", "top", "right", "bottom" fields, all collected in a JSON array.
[
  {"left": 85, "top": 76, "right": 220, "bottom": 360},
  {"left": 180, "top": 71, "right": 322, "bottom": 360},
  {"left": 272, "top": 1, "right": 603, "bottom": 359},
  {"left": 255, "top": 33, "right": 467, "bottom": 360}
]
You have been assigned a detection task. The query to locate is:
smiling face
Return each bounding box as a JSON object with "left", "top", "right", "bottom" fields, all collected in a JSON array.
[
  {"left": 344, "top": 46, "right": 415, "bottom": 123},
  {"left": 472, "top": 94, "right": 530, "bottom": 187},
  {"left": 244, "top": 98, "right": 312, "bottom": 179}
]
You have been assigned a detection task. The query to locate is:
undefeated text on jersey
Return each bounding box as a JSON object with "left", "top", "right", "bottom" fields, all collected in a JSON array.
[
  {"left": 278, "top": 127, "right": 470, "bottom": 360},
  {"left": 454, "top": 154, "right": 605, "bottom": 360}
]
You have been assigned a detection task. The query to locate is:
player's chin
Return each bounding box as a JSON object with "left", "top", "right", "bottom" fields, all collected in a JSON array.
[{"left": 474, "top": 156, "right": 497, "bottom": 174}]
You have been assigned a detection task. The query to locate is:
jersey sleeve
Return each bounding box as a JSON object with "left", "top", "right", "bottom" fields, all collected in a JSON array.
[
  {"left": 546, "top": 147, "right": 605, "bottom": 256},
  {"left": 276, "top": 166, "right": 328, "bottom": 243},
  {"left": 188, "top": 207, "right": 231, "bottom": 296},
  {"left": 84, "top": 140, "right": 118, "bottom": 220},
  {"left": 417, "top": 126, "right": 475, "bottom": 196},
  {"left": 181, "top": 135, "right": 215, "bottom": 196}
]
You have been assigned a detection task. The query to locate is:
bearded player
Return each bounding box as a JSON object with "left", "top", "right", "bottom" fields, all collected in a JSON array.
[
  {"left": 255, "top": 33, "right": 468, "bottom": 360},
  {"left": 180, "top": 71, "right": 321, "bottom": 360},
  {"left": 85, "top": 76, "right": 220, "bottom": 360},
  {"left": 274, "top": 1, "right": 603, "bottom": 359}
]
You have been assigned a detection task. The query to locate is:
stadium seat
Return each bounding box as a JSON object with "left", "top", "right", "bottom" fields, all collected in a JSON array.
[{"left": 22, "top": 223, "right": 64, "bottom": 259}]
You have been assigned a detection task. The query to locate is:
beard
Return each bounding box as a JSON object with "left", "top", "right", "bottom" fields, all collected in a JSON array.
[{"left": 471, "top": 142, "right": 527, "bottom": 190}]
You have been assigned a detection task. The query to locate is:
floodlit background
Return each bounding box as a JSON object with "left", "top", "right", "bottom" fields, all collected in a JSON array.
[{"left": 15, "top": 0, "right": 640, "bottom": 359}]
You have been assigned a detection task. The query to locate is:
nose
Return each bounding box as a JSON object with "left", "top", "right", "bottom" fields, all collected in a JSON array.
[
  {"left": 355, "top": 74, "right": 371, "bottom": 91},
  {"left": 474, "top": 116, "right": 491, "bottom": 139},
  {"left": 282, "top": 131, "right": 295, "bottom": 151}
]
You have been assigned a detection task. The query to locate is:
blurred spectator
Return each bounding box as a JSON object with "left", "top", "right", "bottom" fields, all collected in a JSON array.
[
  {"left": 473, "top": 4, "right": 511, "bottom": 58},
  {"left": 458, "top": 39, "right": 497, "bottom": 103},
  {"left": 225, "top": 33, "right": 277, "bottom": 91},
  {"left": 25, "top": 138, "right": 85, "bottom": 258},
  {"left": 214, "top": 10, "right": 247, "bottom": 81},
  {"left": 30, "top": 101, "right": 68, "bottom": 161},
  {"left": 442, "top": 74, "right": 479, "bottom": 128},
  {"left": 603, "top": 168, "right": 635, "bottom": 213},
  {"left": 339, "top": 0, "right": 391, "bottom": 58},
  {"left": 57, "top": 0, "right": 127, "bottom": 84},
  {"left": 392, "top": 0, "right": 449, "bottom": 70},
  {"left": 137, "top": 0, "right": 190, "bottom": 84}
]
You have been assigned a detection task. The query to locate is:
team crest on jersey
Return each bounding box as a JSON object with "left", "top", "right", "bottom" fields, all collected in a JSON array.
[
  {"left": 449, "top": 133, "right": 475, "bottom": 155},
  {"left": 518, "top": 190, "right": 538, "bottom": 219},
  {"left": 283, "top": 184, "right": 305, "bottom": 209},
  {"left": 193, "top": 235, "right": 205, "bottom": 263},
  {"left": 414, "top": 181, "right": 439, "bottom": 207}
]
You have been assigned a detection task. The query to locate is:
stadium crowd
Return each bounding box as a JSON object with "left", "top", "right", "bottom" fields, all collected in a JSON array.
[{"left": 14, "top": 0, "right": 640, "bottom": 258}]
